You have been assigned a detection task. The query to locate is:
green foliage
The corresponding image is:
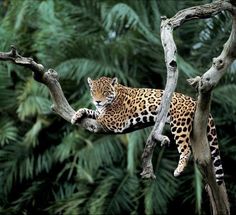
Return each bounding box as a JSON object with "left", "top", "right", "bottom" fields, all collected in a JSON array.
[
  {"left": 0, "top": 117, "right": 18, "bottom": 146},
  {"left": 17, "top": 78, "right": 51, "bottom": 120},
  {"left": 0, "top": 65, "right": 16, "bottom": 109},
  {"left": 0, "top": 0, "right": 235, "bottom": 214},
  {"left": 194, "top": 164, "right": 203, "bottom": 214},
  {"left": 126, "top": 130, "right": 147, "bottom": 174},
  {"left": 144, "top": 148, "right": 179, "bottom": 215}
]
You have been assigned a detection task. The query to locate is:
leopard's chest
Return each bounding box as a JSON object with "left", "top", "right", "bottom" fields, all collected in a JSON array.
[{"left": 98, "top": 96, "right": 162, "bottom": 133}]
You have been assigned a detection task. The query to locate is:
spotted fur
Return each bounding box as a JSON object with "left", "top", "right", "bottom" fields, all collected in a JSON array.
[{"left": 71, "top": 76, "right": 224, "bottom": 185}]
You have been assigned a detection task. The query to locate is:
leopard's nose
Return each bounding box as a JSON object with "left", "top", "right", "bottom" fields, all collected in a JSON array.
[{"left": 95, "top": 100, "right": 102, "bottom": 105}]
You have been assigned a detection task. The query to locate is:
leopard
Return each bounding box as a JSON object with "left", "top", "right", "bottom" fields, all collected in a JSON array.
[{"left": 71, "top": 76, "right": 224, "bottom": 185}]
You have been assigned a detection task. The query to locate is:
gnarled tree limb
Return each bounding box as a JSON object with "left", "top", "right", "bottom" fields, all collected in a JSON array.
[
  {"left": 141, "top": 0, "right": 235, "bottom": 214},
  {"left": 0, "top": 46, "right": 106, "bottom": 133},
  {"left": 188, "top": 5, "right": 236, "bottom": 215}
]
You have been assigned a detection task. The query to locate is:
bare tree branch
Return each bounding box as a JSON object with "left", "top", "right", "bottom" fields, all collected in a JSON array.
[
  {"left": 0, "top": 46, "right": 106, "bottom": 133},
  {"left": 141, "top": 0, "right": 235, "bottom": 214},
  {"left": 188, "top": 6, "right": 236, "bottom": 215}
]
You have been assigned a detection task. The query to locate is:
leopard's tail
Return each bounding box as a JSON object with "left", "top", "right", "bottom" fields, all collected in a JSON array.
[{"left": 208, "top": 116, "right": 224, "bottom": 185}]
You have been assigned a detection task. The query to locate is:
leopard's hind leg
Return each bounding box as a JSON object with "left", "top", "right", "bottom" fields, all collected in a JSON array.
[{"left": 170, "top": 115, "right": 193, "bottom": 177}]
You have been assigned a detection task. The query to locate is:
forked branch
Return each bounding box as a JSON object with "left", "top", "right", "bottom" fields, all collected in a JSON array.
[{"left": 141, "top": 0, "right": 235, "bottom": 214}]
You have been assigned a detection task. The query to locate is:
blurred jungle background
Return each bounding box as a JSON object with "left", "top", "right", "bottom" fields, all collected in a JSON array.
[{"left": 0, "top": 0, "right": 235, "bottom": 214}]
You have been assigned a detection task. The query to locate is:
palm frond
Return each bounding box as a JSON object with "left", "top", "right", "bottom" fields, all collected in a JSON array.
[
  {"left": 0, "top": 117, "right": 18, "bottom": 146},
  {"left": 0, "top": 143, "right": 55, "bottom": 195},
  {"left": 0, "top": 65, "right": 12, "bottom": 86},
  {"left": 220, "top": 136, "right": 236, "bottom": 161},
  {"left": 33, "top": 0, "right": 78, "bottom": 66},
  {"left": 77, "top": 135, "right": 124, "bottom": 176},
  {"left": 0, "top": 143, "right": 32, "bottom": 193},
  {"left": 177, "top": 55, "right": 200, "bottom": 78},
  {"left": 23, "top": 118, "right": 44, "bottom": 148},
  {"left": 190, "top": 12, "right": 232, "bottom": 69},
  {"left": 16, "top": 78, "right": 51, "bottom": 120},
  {"left": 0, "top": 0, "right": 40, "bottom": 52},
  {"left": 126, "top": 130, "right": 146, "bottom": 175},
  {"left": 0, "top": 65, "right": 16, "bottom": 110},
  {"left": 75, "top": 165, "right": 94, "bottom": 184},
  {"left": 46, "top": 183, "right": 91, "bottom": 215},
  {"left": 34, "top": 146, "right": 55, "bottom": 176},
  {"left": 56, "top": 58, "right": 123, "bottom": 84},
  {"left": 11, "top": 181, "right": 44, "bottom": 213},
  {"left": 54, "top": 131, "right": 86, "bottom": 163},
  {"left": 0, "top": 0, "right": 236, "bottom": 214},
  {"left": 228, "top": 60, "right": 236, "bottom": 74},
  {"left": 177, "top": 161, "right": 203, "bottom": 214},
  {"left": 213, "top": 84, "right": 236, "bottom": 109},
  {"left": 103, "top": 3, "right": 159, "bottom": 45},
  {"left": 103, "top": 168, "right": 140, "bottom": 215},
  {"left": 87, "top": 174, "right": 115, "bottom": 214}
]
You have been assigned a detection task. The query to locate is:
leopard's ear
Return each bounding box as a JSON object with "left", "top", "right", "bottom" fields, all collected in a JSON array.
[
  {"left": 87, "top": 77, "right": 93, "bottom": 87},
  {"left": 111, "top": 77, "right": 118, "bottom": 86}
]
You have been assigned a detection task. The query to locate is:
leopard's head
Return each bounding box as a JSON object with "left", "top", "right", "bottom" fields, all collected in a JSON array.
[{"left": 87, "top": 76, "right": 118, "bottom": 109}]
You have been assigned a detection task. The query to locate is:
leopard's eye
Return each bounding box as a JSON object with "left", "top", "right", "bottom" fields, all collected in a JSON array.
[{"left": 103, "top": 91, "right": 110, "bottom": 97}]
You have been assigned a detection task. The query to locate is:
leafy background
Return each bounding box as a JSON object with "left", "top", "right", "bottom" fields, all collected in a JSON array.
[{"left": 0, "top": 0, "right": 235, "bottom": 214}]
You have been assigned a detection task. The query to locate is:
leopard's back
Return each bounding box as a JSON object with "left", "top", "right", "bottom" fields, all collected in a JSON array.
[{"left": 98, "top": 85, "right": 196, "bottom": 134}]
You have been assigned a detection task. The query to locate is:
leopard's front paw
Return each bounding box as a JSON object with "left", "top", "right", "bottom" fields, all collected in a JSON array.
[{"left": 71, "top": 110, "right": 84, "bottom": 124}]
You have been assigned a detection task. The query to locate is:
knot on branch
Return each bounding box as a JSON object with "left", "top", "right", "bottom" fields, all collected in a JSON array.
[
  {"left": 48, "top": 69, "right": 59, "bottom": 79},
  {"left": 44, "top": 69, "right": 59, "bottom": 84},
  {"left": 187, "top": 76, "right": 214, "bottom": 93},
  {"left": 213, "top": 57, "right": 224, "bottom": 70},
  {"left": 200, "top": 78, "right": 214, "bottom": 93},
  {"left": 187, "top": 76, "right": 201, "bottom": 89},
  {"left": 10, "top": 45, "right": 18, "bottom": 57},
  {"left": 140, "top": 166, "right": 156, "bottom": 179},
  {"left": 169, "top": 60, "right": 177, "bottom": 68}
]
